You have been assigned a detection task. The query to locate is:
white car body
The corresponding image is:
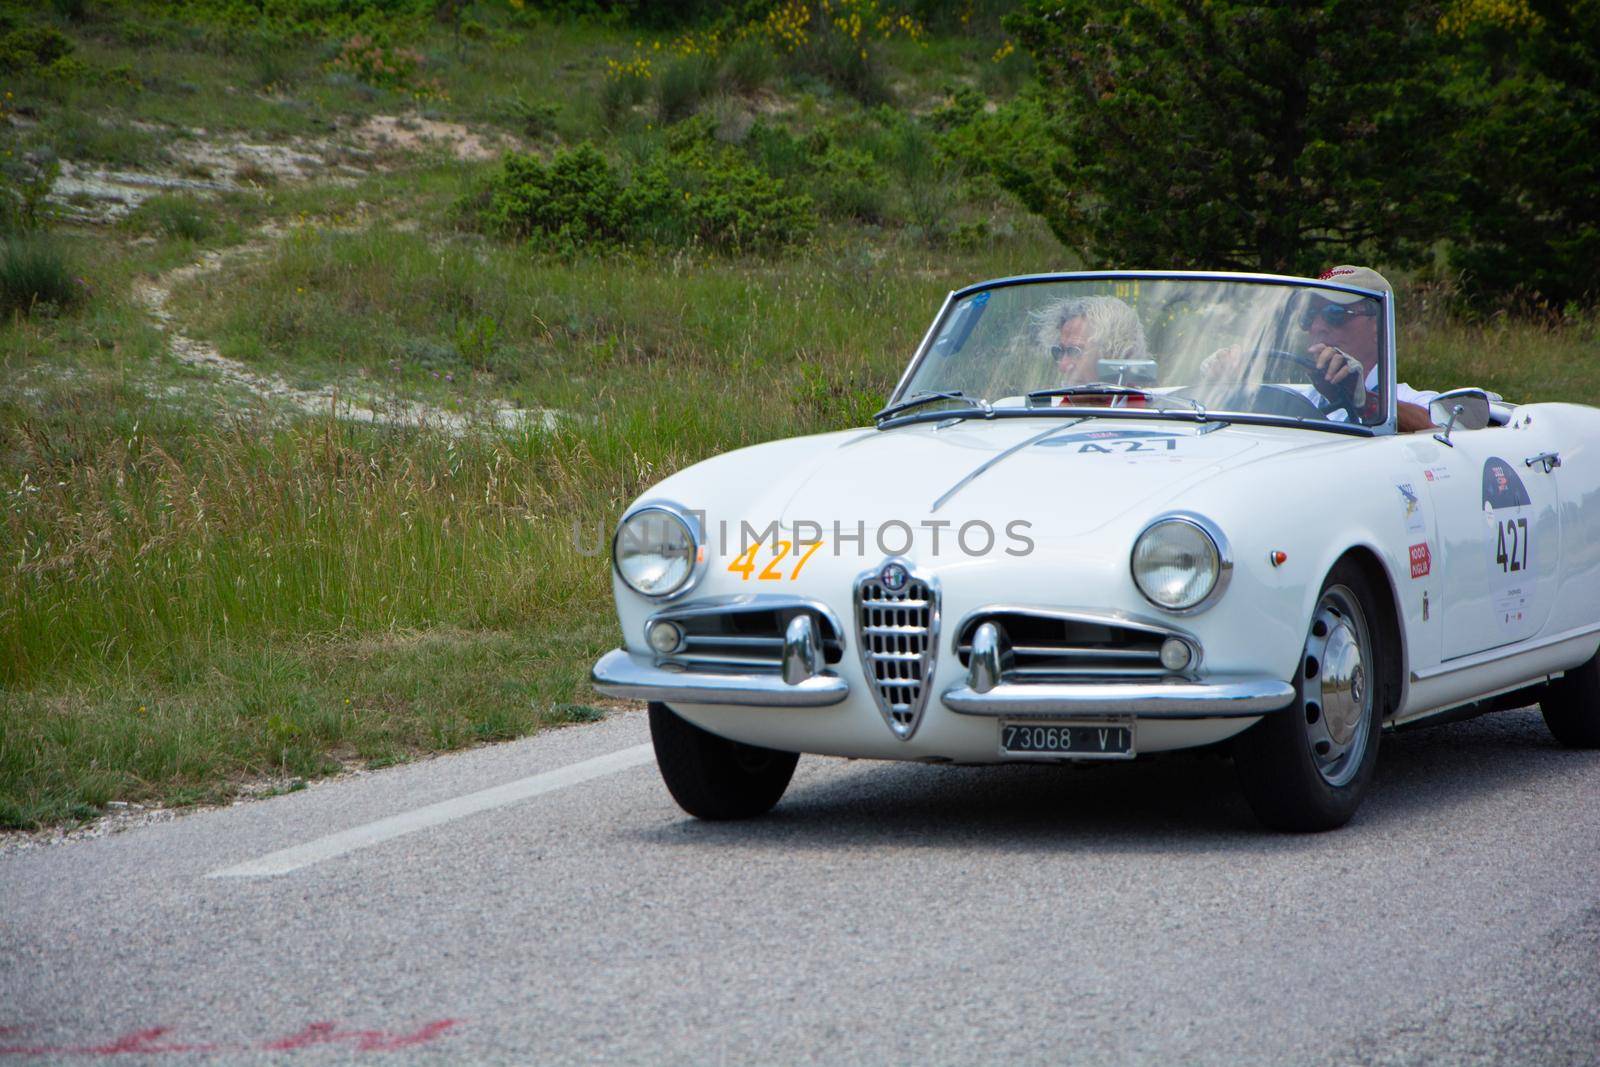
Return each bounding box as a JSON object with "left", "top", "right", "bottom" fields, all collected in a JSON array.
[{"left": 593, "top": 271, "right": 1600, "bottom": 822}]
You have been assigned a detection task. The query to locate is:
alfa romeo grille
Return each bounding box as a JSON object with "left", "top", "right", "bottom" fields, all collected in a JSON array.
[{"left": 855, "top": 566, "right": 938, "bottom": 739}]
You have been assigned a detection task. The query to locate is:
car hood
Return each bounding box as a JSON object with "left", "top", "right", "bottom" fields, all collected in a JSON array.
[{"left": 770, "top": 418, "right": 1286, "bottom": 539}]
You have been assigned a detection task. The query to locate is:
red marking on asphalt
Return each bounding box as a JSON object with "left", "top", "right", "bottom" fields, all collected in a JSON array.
[
  {"left": 262, "top": 1020, "right": 461, "bottom": 1052},
  {"left": 0, "top": 1019, "right": 460, "bottom": 1057},
  {"left": 0, "top": 1027, "right": 216, "bottom": 1056}
]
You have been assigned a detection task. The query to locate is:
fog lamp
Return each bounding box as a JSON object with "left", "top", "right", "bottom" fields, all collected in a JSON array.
[
  {"left": 1159, "top": 637, "right": 1193, "bottom": 672},
  {"left": 647, "top": 620, "right": 685, "bottom": 655}
]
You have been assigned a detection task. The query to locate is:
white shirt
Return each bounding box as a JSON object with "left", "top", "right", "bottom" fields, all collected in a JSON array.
[{"left": 1298, "top": 367, "right": 1436, "bottom": 423}]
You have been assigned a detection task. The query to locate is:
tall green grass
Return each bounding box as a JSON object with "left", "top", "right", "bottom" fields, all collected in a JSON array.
[{"left": 1, "top": 234, "right": 82, "bottom": 317}]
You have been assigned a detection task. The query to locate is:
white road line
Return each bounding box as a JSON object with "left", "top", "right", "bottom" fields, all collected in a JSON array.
[{"left": 207, "top": 743, "right": 656, "bottom": 879}]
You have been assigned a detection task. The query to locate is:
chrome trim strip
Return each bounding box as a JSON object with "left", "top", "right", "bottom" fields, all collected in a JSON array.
[
  {"left": 1382, "top": 288, "right": 1398, "bottom": 436},
  {"left": 1130, "top": 511, "right": 1234, "bottom": 616},
  {"left": 950, "top": 604, "right": 1201, "bottom": 651},
  {"left": 1409, "top": 621, "right": 1600, "bottom": 682},
  {"left": 1387, "top": 676, "right": 1559, "bottom": 729},
  {"left": 941, "top": 677, "right": 1295, "bottom": 718},
  {"left": 647, "top": 594, "right": 845, "bottom": 642},
  {"left": 945, "top": 270, "right": 1386, "bottom": 303},
  {"left": 591, "top": 649, "right": 848, "bottom": 707},
  {"left": 929, "top": 420, "right": 1086, "bottom": 513}
]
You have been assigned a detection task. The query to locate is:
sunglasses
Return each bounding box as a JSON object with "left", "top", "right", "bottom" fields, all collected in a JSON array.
[
  {"left": 1050, "top": 344, "right": 1089, "bottom": 360},
  {"left": 1300, "top": 304, "right": 1375, "bottom": 330}
]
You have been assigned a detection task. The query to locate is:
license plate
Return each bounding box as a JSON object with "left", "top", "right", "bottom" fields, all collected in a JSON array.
[{"left": 1000, "top": 720, "right": 1135, "bottom": 760}]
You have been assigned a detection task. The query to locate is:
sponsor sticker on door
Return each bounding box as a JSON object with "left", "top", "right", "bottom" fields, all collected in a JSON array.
[{"left": 1409, "top": 542, "right": 1431, "bottom": 579}]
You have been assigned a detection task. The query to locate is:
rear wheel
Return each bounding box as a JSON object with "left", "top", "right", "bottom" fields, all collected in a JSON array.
[
  {"left": 1235, "top": 562, "right": 1384, "bottom": 831},
  {"left": 649, "top": 702, "right": 799, "bottom": 820},
  {"left": 1539, "top": 648, "right": 1600, "bottom": 747}
]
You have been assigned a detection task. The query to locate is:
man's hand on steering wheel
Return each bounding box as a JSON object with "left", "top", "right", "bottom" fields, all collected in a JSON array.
[{"left": 1309, "top": 343, "right": 1366, "bottom": 410}]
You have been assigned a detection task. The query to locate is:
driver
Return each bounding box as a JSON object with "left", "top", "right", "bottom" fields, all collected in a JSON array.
[
  {"left": 1206, "top": 266, "right": 1438, "bottom": 432},
  {"left": 1031, "top": 295, "right": 1149, "bottom": 388}
]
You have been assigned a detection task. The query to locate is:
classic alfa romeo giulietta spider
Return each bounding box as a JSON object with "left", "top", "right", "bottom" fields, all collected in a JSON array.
[{"left": 592, "top": 271, "right": 1600, "bottom": 830}]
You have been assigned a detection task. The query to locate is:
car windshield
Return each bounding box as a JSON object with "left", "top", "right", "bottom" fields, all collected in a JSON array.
[{"left": 897, "top": 276, "right": 1390, "bottom": 430}]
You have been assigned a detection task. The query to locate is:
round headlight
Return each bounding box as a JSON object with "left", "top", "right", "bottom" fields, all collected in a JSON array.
[
  {"left": 613, "top": 507, "right": 698, "bottom": 598},
  {"left": 1132, "top": 518, "right": 1223, "bottom": 612}
]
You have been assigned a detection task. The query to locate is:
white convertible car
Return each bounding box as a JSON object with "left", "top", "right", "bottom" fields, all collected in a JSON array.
[{"left": 592, "top": 271, "right": 1600, "bottom": 830}]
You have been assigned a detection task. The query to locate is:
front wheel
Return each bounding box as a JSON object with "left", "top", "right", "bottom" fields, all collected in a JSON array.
[
  {"left": 649, "top": 702, "right": 799, "bottom": 820},
  {"left": 1234, "top": 562, "right": 1384, "bottom": 831}
]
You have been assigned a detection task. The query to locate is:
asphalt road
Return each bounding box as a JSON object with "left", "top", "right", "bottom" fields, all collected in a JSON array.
[{"left": 4, "top": 707, "right": 1598, "bottom": 1065}]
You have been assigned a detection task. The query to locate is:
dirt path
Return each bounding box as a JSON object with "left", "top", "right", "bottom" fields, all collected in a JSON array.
[{"left": 132, "top": 237, "right": 557, "bottom": 434}]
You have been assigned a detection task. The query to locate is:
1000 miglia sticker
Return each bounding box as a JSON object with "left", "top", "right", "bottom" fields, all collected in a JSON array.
[
  {"left": 1396, "top": 482, "right": 1430, "bottom": 578},
  {"left": 1483, "top": 457, "right": 1533, "bottom": 632}
]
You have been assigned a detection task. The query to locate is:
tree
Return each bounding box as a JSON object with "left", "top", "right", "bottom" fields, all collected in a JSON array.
[
  {"left": 1003, "top": 0, "right": 1459, "bottom": 275},
  {"left": 1442, "top": 0, "right": 1600, "bottom": 307}
]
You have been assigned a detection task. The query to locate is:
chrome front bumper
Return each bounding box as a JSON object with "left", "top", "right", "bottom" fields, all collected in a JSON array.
[
  {"left": 591, "top": 648, "right": 849, "bottom": 707},
  {"left": 941, "top": 677, "right": 1296, "bottom": 719},
  {"left": 593, "top": 646, "right": 1294, "bottom": 719}
]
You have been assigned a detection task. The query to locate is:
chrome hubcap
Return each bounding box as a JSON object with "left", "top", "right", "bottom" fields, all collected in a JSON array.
[{"left": 1300, "top": 586, "right": 1372, "bottom": 787}]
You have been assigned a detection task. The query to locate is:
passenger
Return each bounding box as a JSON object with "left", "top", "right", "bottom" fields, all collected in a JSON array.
[{"left": 1031, "top": 295, "right": 1149, "bottom": 387}]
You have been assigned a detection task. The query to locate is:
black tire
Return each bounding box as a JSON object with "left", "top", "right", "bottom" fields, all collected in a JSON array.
[
  {"left": 1234, "top": 561, "right": 1385, "bottom": 832},
  {"left": 1540, "top": 648, "right": 1600, "bottom": 747},
  {"left": 649, "top": 702, "right": 799, "bottom": 820}
]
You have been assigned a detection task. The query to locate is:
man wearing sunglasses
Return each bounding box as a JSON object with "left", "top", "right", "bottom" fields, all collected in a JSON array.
[
  {"left": 1304, "top": 265, "right": 1437, "bottom": 432},
  {"left": 1208, "top": 266, "right": 1438, "bottom": 432}
]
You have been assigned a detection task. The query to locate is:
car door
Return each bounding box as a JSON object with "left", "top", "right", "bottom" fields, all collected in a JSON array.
[{"left": 1423, "top": 422, "right": 1564, "bottom": 660}]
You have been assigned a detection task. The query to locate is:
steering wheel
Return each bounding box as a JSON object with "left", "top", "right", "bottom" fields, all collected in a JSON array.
[
  {"left": 1261, "top": 347, "right": 1364, "bottom": 419},
  {"left": 1175, "top": 347, "right": 1358, "bottom": 421}
]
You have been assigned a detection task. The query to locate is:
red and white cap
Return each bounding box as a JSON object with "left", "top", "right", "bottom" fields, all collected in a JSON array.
[{"left": 1316, "top": 264, "right": 1392, "bottom": 304}]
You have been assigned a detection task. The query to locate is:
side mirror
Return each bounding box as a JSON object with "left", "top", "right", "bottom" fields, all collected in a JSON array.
[
  {"left": 1098, "top": 358, "right": 1158, "bottom": 386},
  {"left": 1430, "top": 389, "right": 1491, "bottom": 446}
]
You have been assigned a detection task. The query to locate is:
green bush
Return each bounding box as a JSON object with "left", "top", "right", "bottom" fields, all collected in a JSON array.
[
  {"left": 481, "top": 145, "right": 630, "bottom": 251},
  {"left": 599, "top": 67, "right": 650, "bottom": 128},
  {"left": 813, "top": 145, "right": 889, "bottom": 223},
  {"left": 718, "top": 37, "right": 776, "bottom": 95},
  {"left": 630, "top": 120, "right": 815, "bottom": 252},
  {"left": 0, "top": 155, "right": 59, "bottom": 234},
  {"left": 785, "top": 23, "right": 891, "bottom": 105},
  {"left": 475, "top": 128, "right": 814, "bottom": 255},
  {"left": 744, "top": 122, "right": 812, "bottom": 182},
  {"left": 497, "top": 88, "right": 560, "bottom": 139},
  {"left": 247, "top": 30, "right": 300, "bottom": 90},
  {"left": 1, "top": 234, "right": 83, "bottom": 317},
  {"left": 0, "top": 23, "right": 74, "bottom": 75},
  {"left": 128, "top": 195, "right": 216, "bottom": 242},
  {"left": 655, "top": 53, "right": 718, "bottom": 124},
  {"left": 327, "top": 33, "right": 440, "bottom": 96}
]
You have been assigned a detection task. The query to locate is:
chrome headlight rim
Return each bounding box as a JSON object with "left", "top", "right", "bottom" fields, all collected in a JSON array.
[
  {"left": 1130, "top": 512, "right": 1233, "bottom": 615},
  {"left": 611, "top": 500, "right": 706, "bottom": 601}
]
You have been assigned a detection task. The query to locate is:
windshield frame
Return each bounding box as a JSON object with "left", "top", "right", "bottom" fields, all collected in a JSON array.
[{"left": 889, "top": 270, "right": 1398, "bottom": 437}]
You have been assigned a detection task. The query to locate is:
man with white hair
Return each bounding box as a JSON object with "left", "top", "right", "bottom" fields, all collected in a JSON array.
[{"left": 1033, "top": 294, "right": 1149, "bottom": 387}]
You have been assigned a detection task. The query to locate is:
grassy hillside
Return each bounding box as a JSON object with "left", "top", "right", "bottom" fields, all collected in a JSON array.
[{"left": 2, "top": 3, "right": 1595, "bottom": 828}]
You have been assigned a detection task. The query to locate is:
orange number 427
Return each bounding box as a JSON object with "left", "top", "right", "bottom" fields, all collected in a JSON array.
[{"left": 725, "top": 539, "right": 826, "bottom": 582}]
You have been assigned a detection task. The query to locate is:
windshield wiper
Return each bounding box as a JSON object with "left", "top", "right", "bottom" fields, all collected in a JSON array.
[
  {"left": 1025, "top": 385, "right": 1209, "bottom": 420},
  {"left": 874, "top": 390, "right": 992, "bottom": 426}
]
